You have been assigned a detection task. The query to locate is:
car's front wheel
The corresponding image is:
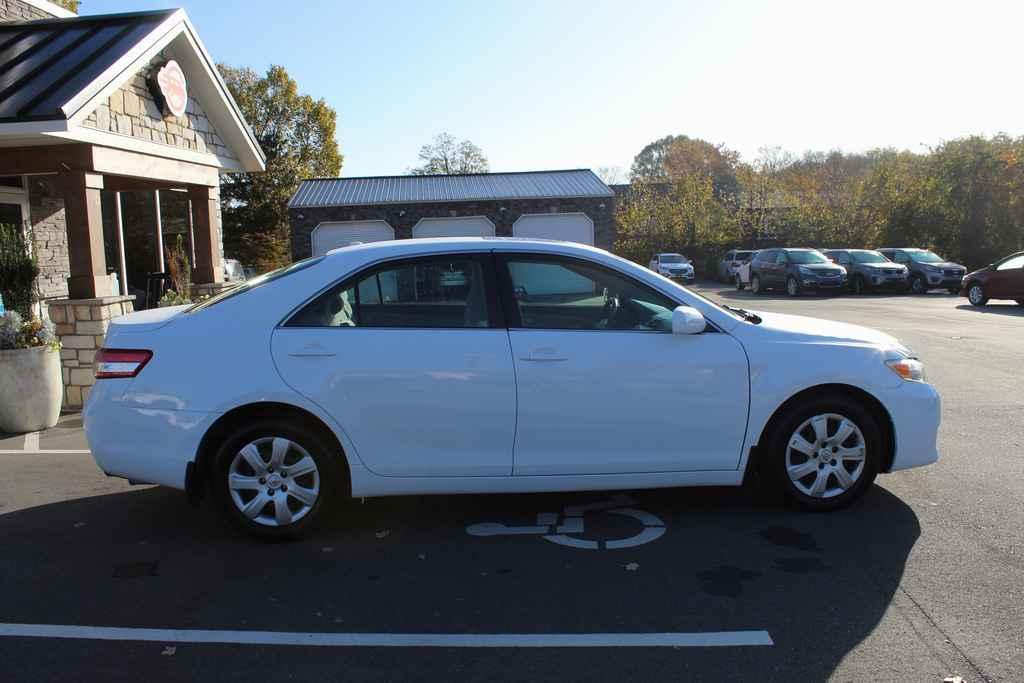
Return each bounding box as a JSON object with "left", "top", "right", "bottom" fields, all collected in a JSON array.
[
  {"left": 967, "top": 282, "right": 988, "bottom": 307},
  {"left": 751, "top": 274, "right": 763, "bottom": 294},
  {"left": 764, "top": 393, "right": 881, "bottom": 511},
  {"left": 852, "top": 275, "right": 866, "bottom": 295},
  {"left": 786, "top": 276, "right": 800, "bottom": 297},
  {"left": 910, "top": 275, "right": 927, "bottom": 294},
  {"left": 212, "top": 420, "right": 339, "bottom": 539}
]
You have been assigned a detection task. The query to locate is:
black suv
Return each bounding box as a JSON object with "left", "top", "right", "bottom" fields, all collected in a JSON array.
[
  {"left": 749, "top": 248, "right": 847, "bottom": 296},
  {"left": 876, "top": 248, "right": 966, "bottom": 294},
  {"left": 823, "top": 249, "right": 909, "bottom": 294}
]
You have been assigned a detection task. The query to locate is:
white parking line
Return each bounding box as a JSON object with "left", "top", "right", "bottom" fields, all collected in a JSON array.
[
  {"left": 0, "top": 623, "right": 774, "bottom": 648},
  {"left": 0, "top": 449, "right": 90, "bottom": 455}
]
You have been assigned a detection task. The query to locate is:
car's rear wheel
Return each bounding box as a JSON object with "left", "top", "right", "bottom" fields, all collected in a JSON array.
[
  {"left": 751, "top": 274, "right": 763, "bottom": 294},
  {"left": 786, "top": 276, "right": 800, "bottom": 297},
  {"left": 764, "top": 394, "right": 880, "bottom": 511},
  {"left": 967, "top": 282, "right": 988, "bottom": 307},
  {"left": 910, "top": 275, "right": 927, "bottom": 294},
  {"left": 212, "top": 420, "right": 339, "bottom": 539}
]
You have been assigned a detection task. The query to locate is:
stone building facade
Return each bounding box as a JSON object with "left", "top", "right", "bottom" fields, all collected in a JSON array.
[
  {"left": 81, "top": 50, "right": 237, "bottom": 162},
  {"left": 0, "top": 0, "right": 62, "bottom": 22}
]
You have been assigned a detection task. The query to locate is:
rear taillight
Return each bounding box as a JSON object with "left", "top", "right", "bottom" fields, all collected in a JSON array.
[{"left": 95, "top": 348, "right": 152, "bottom": 379}]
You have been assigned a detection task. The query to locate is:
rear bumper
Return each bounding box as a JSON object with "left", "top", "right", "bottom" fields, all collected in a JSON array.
[
  {"left": 882, "top": 381, "right": 941, "bottom": 472},
  {"left": 84, "top": 385, "right": 215, "bottom": 490}
]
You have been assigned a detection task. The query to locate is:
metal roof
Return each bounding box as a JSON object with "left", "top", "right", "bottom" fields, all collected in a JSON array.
[
  {"left": 289, "top": 169, "right": 615, "bottom": 208},
  {"left": 0, "top": 10, "right": 175, "bottom": 122}
]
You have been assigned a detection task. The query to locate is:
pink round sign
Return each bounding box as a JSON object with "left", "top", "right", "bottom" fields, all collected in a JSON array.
[{"left": 156, "top": 60, "right": 188, "bottom": 117}]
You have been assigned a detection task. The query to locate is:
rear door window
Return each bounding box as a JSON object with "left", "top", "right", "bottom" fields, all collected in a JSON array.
[{"left": 287, "top": 255, "right": 497, "bottom": 329}]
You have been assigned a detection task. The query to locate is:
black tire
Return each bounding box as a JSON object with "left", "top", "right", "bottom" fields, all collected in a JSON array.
[
  {"left": 211, "top": 419, "right": 342, "bottom": 539},
  {"left": 735, "top": 275, "right": 745, "bottom": 291},
  {"left": 751, "top": 274, "right": 764, "bottom": 294},
  {"left": 852, "top": 275, "right": 867, "bottom": 295},
  {"left": 947, "top": 287, "right": 960, "bottom": 295},
  {"left": 786, "top": 276, "right": 801, "bottom": 297},
  {"left": 966, "top": 282, "right": 988, "bottom": 307},
  {"left": 909, "top": 275, "right": 927, "bottom": 294},
  {"left": 763, "top": 393, "right": 881, "bottom": 511}
]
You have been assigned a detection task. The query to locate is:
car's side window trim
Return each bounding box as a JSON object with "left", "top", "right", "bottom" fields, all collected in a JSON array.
[
  {"left": 494, "top": 252, "right": 697, "bottom": 333},
  {"left": 280, "top": 252, "right": 505, "bottom": 330}
]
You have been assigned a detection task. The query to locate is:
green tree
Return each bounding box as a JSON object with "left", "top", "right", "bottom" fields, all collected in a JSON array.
[
  {"left": 218, "top": 64, "right": 342, "bottom": 272},
  {"left": 410, "top": 133, "right": 489, "bottom": 175},
  {"left": 54, "top": 0, "right": 79, "bottom": 12}
]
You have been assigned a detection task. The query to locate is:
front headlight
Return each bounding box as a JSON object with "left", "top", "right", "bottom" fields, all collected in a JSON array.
[{"left": 886, "top": 357, "right": 926, "bottom": 382}]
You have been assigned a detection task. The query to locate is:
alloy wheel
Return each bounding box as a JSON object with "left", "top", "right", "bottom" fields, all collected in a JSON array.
[
  {"left": 227, "top": 437, "right": 321, "bottom": 527},
  {"left": 785, "top": 413, "right": 866, "bottom": 499},
  {"left": 968, "top": 284, "right": 986, "bottom": 306},
  {"left": 911, "top": 276, "right": 926, "bottom": 294},
  {"left": 787, "top": 277, "right": 799, "bottom": 296},
  {"left": 751, "top": 275, "right": 761, "bottom": 293}
]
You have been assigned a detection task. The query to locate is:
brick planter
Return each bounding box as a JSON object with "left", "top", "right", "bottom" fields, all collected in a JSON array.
[{"left": 46, "top": 296, "right": 135, "bottom": 408}]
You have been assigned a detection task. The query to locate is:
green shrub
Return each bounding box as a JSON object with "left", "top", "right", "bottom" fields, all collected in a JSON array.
[{"left": 0, "top": 223, "right": 39, "bottom": 318}]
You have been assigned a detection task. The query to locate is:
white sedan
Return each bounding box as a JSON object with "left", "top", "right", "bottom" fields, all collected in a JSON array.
[{"left": 84, "top": 238, "right": 940, "bottom": 538}]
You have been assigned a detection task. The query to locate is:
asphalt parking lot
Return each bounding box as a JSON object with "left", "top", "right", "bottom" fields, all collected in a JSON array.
[{"left": 1, "top": 285, "right": 1021, "bottom": 682}]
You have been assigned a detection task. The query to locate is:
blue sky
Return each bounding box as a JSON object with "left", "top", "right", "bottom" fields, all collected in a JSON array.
[{"left": 84, "top": 0, "right": 1024, "bottom": 178}]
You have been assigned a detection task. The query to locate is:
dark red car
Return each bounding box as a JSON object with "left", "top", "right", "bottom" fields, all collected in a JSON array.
[{"left": 961, "top": 251, "right": 1024, "bottom": 306}]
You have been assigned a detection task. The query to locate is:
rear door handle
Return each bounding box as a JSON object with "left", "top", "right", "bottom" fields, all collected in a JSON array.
[{"left": 521, "top": 347, "right": 568, "bottom": 362}]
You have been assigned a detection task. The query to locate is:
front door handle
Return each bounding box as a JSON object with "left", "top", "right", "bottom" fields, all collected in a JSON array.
[
  {"left": 289, "top": 343, "right": 336, "bottom": 358},
  {"left": 521, "top": 347, "right": 568, "bottom": 362}
]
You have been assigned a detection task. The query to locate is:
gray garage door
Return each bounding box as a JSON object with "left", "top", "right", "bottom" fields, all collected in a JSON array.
[
  {"left": 311, "top": 221, "right": 394, "bottom": 255},
  {"left": 512, "top": 213, "right": 594, "bottom": 245},
  {"left": 412, "top": 216, "right": 495, "bottom": 238}
]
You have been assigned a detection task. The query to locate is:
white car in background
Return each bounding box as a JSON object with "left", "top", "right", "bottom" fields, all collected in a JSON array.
[
  {"left": 85, "top": 238, "right": 940, "bottom": 538},
  {"left": 649, "top": 253, "right": 695, "bottom": 282}
]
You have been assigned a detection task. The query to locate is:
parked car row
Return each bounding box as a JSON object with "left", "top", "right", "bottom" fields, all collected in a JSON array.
[{"left": 727, "top": 246, "right": 1024, "bottom": 306}]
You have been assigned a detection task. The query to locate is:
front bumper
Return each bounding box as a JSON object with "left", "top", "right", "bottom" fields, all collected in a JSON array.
[
  {"left": 882, "top": 380, "right": 941, "bottom": 472},
  {"left": 84, "top": 383, "right": 216, "bottom": 490},
  {"left": 801, "top": 276, "right": 847, "bottom": 290},
  {"left": 664, "top": 271, "right": 695, "bottom": 282},
  {"left": 868, "top": 275, "right": 909, "bottom": 290},
  {"left": 924, "top": 272, "right": 964, "bottom": 288}
]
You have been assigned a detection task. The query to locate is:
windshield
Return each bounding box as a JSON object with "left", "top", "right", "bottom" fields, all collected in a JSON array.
[
  {"left": 851, "top": 250, "right": 888, "bottom": 264},
  {"left": 786, "top": 250, "right": 828, "bottom": 264},
  {"left": 734, "top": 251, "right": 753, "bottom": 260},
  {"left": 187, "top": 256, "right": 326, "bottom": 312},
  {"left": 910, "top": 250, "right": 944, "bottom": 263},
  {"left": 659, "top": 254, "right": 685, "bottom": 263}
]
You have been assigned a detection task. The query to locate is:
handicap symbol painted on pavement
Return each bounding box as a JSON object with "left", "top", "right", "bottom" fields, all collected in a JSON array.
[{"left": 465, "top": 494, "right": 666, "bottom": 550}]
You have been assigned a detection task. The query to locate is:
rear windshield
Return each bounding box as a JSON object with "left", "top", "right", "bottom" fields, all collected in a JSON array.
[
  {"left": 187, "top": 256, "right": 325, "bottom": 313},
  {"left": 851, "top": 250, "right": 888, "bottom": 264},
  {"left": 786, "top": 250, "right": 828, "bottom": 264}
]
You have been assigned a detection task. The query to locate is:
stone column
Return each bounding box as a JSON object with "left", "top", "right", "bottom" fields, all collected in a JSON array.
[
  {"left": 46, "top": 296, "right": 135, "bottom": 408},
  {"left": 59, "top": 171, "right": 113, "bottom": 299},
  {"left": 189, "top": 185, "right": 224, "bottom": 285}
]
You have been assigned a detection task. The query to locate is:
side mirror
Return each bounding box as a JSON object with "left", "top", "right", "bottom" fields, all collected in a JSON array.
[{"left": 672, "top": 306, "right": 706, "bottom": 335}]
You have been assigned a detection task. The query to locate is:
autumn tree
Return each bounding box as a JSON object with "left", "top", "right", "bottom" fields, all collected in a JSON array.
[
  {"left": 218, "top": 64, "right": 342, "bottom": 272},
  {"left": 410, "top": 133, "right": 489, "bottom": 175}
]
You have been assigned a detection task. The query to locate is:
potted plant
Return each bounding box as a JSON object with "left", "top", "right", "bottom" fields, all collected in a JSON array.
[{"left": 0, "top": 223, "right": 62, "bottom": 433}]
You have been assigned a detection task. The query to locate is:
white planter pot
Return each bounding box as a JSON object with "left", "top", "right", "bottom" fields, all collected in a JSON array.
[{"left": 0, "top": 346, "right": 63, "bottom": 433}]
